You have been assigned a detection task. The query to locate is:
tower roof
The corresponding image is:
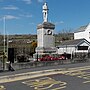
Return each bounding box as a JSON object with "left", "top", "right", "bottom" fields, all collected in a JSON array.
[{"left": 37, "top": 22, "right": 55, "bottom": 29}]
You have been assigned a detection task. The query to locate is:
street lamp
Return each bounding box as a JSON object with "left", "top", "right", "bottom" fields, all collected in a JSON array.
[
  {"left": 3, "top": 17, "right": 6, "bottom": 53},
  {"left": 37, "top": 52, "right": 38, "bottom": 62},
  {"left": 2, "top": 16, "right": 7, "bottom": 71}
]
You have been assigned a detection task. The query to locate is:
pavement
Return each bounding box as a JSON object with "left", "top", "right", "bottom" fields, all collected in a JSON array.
[
  {"left": 0, "top": 62, "right": 90, "bottom": 84},
  {"left": 0, "top": 61, "right": 90, "bottom": 76}
]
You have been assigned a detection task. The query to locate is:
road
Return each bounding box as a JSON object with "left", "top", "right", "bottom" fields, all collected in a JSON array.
[{"left": 0, "top": 62, "right": 90, "bottom": 90}]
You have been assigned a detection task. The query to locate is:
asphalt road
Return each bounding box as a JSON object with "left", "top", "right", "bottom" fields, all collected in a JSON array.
[{"left": 0, "top": 62, "right": 90, "bottom": 90}]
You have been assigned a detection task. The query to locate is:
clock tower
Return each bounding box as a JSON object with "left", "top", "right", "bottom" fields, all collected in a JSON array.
[{"left": 35, "top": 2, "right": 57, "bottom": 55}]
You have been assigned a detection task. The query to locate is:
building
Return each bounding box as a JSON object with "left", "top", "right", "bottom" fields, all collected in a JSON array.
[
  {"left": 57, "top": 23, "right": 90, "bottom": 56},
  {"left": 74, "top": 23, "right": 90, "bottom": 42},
  {"left": 57, "top": 39, "right": 90, "bottom": 55}
]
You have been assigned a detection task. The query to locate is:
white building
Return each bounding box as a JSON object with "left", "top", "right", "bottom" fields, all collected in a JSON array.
[
  {"left": 57, "top": 23, "right": 90, "bottom": 55},
  {"left": 74, "top": 23, "right": 90, "bottom": 42},
  {"left": 57, "top": 39, "right": 90, "bottom": 55}
]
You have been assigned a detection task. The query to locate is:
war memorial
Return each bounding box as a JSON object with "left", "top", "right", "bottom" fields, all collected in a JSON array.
[{"left": 33, "top": 2, "right": 57, "bottom": 60}]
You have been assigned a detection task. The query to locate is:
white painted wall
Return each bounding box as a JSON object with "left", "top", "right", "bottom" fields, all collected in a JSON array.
[
  {"left": 57, "top": 40, "right": 90, "bottom": 54},
  {"left": 58, "top": 46, "right": 75, "bottom": 54},
  {"left": 74, "top": 31, "right": 85, "bottom": 39},
  {"left": 57, "top": 46, "right": 89, "bottom": 54},
  {"left": 74, "top": 23, "right": 90, "bottom": 42}
]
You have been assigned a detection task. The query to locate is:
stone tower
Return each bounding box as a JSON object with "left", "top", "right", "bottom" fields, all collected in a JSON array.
[{"left": 35, "top": 2, "right": 57, "bottom": 55}]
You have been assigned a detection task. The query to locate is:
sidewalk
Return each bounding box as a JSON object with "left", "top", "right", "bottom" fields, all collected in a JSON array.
[
  {"left": 0, "top": 65, "right": 90, "bottom": 84},
  {"left": 0, "top": 61, "right": 90, "bottom": 77}
]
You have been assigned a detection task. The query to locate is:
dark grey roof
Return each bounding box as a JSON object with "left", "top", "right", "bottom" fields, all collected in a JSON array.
[
  {"left": 57, "top": 39, "right": 90, "bottom": 47},
  {"left": 37, "top": 22, "right": 55, "bottom": 29},
  {"left": 75, "top": 25, "right": 88, "bottom": 33}
]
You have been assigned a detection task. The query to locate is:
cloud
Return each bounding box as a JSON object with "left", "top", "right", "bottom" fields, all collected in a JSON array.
[
  {"left": 4, "top": 15, "right": 19, "bottom": 20},
  {"left": 37, "top": 0, "right": 44, "bottom": 3},
  {"left": 22, "top": 0, "right": 32, "bottom": 4},
  {"left": 19, "top": 13, "right": 33, "bottom": 18},
  {"left": 2, "top": 5, "right": 19, "bottom": 10},
  {"left": 55, "top": 21, "right": 64, "bottom": 25}
]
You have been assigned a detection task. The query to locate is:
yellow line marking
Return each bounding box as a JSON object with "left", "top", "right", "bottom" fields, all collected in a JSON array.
[
  {"left": 83, "top": 81, "right": 90, "bottom": 84},
  {"left": 52, "top": 86, "right": 66, "bottom": 90},
  {"left": 0, "top": 85, "right": 6, "bottom": 90},
  {"left": 22, "top": 77, "right": 67, "bottom": 90},
  {"left": 0, "top": 65, "right": 90, "bottom": 83},
  {"left": 64, "top": 71, "right": 86, "bottom": 76}
]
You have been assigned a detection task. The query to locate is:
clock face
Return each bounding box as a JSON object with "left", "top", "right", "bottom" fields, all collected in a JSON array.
[{"left": 47, "top": 30, "right": 52, "bottom": 35}]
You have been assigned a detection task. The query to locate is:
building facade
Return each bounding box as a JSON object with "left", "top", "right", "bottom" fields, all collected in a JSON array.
[
  {"left": 57, "top": 39, "right": 90, "bottom": 55},
  {"left": 74, "top": 23, "right": 90, "bottom": 42}
]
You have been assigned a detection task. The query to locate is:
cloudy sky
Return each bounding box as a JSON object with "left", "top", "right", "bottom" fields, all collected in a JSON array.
[{"left": 0, "top": 0, "right": 90, "bottom": 34}]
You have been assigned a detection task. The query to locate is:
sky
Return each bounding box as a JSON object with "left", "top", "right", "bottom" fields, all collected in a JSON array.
[{"left": 0, "top": 0, "right": 90, "bottom": 35}]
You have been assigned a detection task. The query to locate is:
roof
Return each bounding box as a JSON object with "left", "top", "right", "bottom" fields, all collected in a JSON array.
[
  {"left": 57, "top": 39, "right": 90, "bottom": 47},
  {"left": 37, "top": 22, "right": 55, "bottom": 29},
  {"left": 74, "top": 24, "right": 88, "bottom": 33}
]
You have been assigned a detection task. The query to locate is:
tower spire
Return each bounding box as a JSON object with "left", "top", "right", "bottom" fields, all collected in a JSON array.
[{"left": 42, "top": 2, "right": 48, "bottom": 22}]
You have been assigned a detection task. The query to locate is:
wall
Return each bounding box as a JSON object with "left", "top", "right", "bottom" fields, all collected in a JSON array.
[
  {"left": 57, "top": 46, "right": 75, "bottom": 54},
  {"left": 74, "top": 24, "right": 90, "bottom": 42}
]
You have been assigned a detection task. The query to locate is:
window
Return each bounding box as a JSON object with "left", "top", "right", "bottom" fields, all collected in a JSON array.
[
  {"left": 78, "top": 46, "right": 88, "bottom": 50},
  {"left": 89, "top": 32, "right": 90, "bottom": 38}
]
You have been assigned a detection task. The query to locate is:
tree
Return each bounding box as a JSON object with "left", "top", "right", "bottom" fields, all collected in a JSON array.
[
  {"left": 58, "top": 28, "right": 74, "bottom": 41},
  {"left": 30, "top": 40, "right": 37, "bottom": 57}
]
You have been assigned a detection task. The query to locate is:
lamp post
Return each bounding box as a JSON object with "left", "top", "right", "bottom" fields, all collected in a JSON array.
[
  {"left": 3, "top": 17, "right": 6, "bottom": 54},
  {"left": 2, "top": 16, "right": 7, "bottom": 71},
  {"left": 37, "top": 52, "right": 38, "bottom": 62},
  {"left": 6, "top": 32, "right": 8, "bottom": 61}
]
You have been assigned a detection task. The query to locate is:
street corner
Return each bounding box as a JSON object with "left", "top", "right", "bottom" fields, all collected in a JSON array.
[{"left": 0, "top": 85, "right": 6, "bottom": 90}]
